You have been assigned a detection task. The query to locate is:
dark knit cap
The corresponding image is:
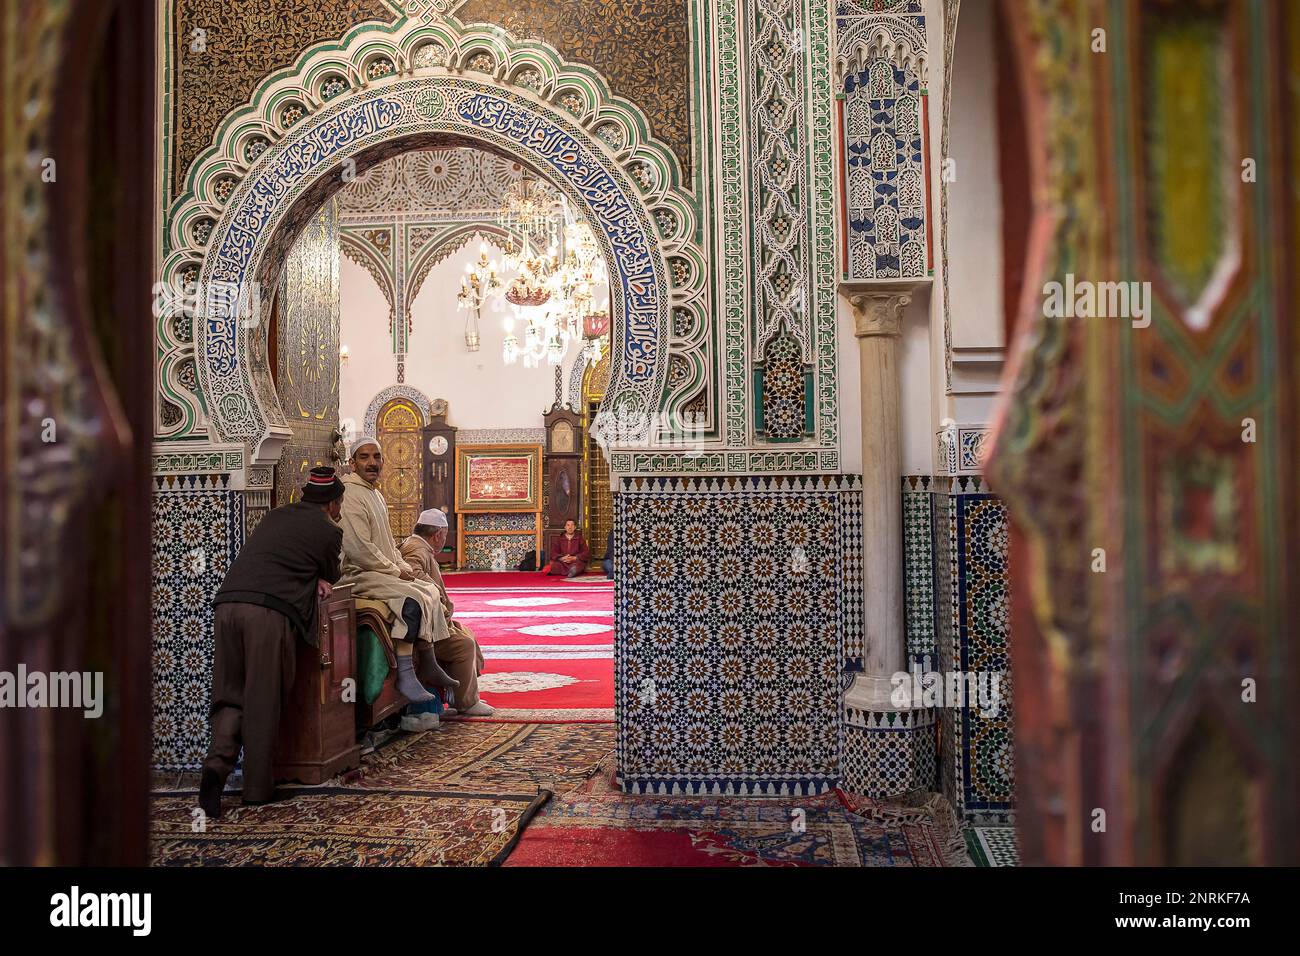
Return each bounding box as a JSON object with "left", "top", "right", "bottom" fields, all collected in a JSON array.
[{"left": 301, "top": 465, "right": 345, "bottom": 504}]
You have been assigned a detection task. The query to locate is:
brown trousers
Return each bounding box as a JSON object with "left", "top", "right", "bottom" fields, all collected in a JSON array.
[
  {"left": 203, "top": 602, "right": 298, "bottom": 802},
  {"left": 436, "top": 628, "right": 480, "bottom": 708}
]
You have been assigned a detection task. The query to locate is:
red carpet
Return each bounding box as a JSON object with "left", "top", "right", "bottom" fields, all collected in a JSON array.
[
  {"left": 504, "top": 767, "right": 970, "bottom": 867},
  {"left": 443, "top": 571, "right": 608, "bottom": 589},
  {"left": 445, "top": 571, "right": 614, "bottom": 722}
]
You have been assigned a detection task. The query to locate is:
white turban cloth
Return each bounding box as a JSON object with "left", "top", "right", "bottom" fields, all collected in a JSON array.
[
  {"left": 348, "top": 435, "right": 380, "bottom": 459},
  {"left": 417, "top": 508, "right": 448, "bottom": 529}
]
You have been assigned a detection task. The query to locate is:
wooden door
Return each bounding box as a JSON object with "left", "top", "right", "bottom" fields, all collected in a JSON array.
[{"left": 376, "top": 398, "right": 425, "bottom": 541}]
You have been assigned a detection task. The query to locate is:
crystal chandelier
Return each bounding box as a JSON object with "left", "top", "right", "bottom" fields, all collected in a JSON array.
[
  {"left": 550, "top": 216, "right": 608, "bottom": 366},
  {"left": 503, "top": 243, "right": 555, "bottom": 309},
  {"left": 502, "top": 171, "right": 560, "bottom": 251},
  {"left": 456, "top": 243, "right": 501, "bottom": 352},
  {"left": 492, "top": 191, "right": 610, "bottom": 370}
]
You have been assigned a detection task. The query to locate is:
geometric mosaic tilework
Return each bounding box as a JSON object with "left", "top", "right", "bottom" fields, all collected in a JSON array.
[
  {"left": 614, "top": 475, "right": 862, "bottom": 796},
  {"left": 463, "top": 513, "right": 539, "bottom": 533},
  {"left": 842, "top": 708, "right": 938, "bottom": 799},
  {"left": 461, "top": 532, "right": 537, "bottom": 571},
  {"left": 965, "top": 825, "right": 1020, "bottom": 867},
  {"left": 838, "top": 481, "right": 865, "bottom": 668},
  {"left": 760, "top": 334, "right": 808, "bottom": 441},
  {"left": 151, "top": 478, "right": 245, "bottom": 770},
  {"left": 934, "top": 476, "right": 1015, "bottom": 824},
  {"left": 902, "top": 475, "right": 938, "bottom": 668}
]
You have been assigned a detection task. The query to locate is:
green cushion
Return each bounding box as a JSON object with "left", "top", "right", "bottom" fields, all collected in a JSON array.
[{"left": 356, "top": 625, "right": 391, "bottom": 705}]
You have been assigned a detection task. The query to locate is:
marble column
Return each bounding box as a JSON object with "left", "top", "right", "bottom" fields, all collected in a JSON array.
[
  {"left": 837, "top": 284, "right": 938, "bottom": 799},
  {"left": 846, "top": 286, "right": 910, "bottom": 709}
]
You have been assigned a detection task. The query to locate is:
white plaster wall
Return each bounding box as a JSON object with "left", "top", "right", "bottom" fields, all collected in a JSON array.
[
  {"left": 944, "top": 0, "right": 1006, "bottom": 424},
  {"left": 836, "top": 297, "right": 863, "bottom": 475},
  {"left": 947, "top": 0, "right": 1004, "bottom": 353},
  {"left": 898, "top": 293, "right": 934, "bottom": 474},
  {"left": 338, "top": 257, "right": 398, "bottom": 435},
  {"left": 339, "top": 240, "right": 568, "bottom": 432}
]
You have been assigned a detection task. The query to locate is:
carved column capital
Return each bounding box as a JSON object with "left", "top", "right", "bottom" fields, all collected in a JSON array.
[{"left": 847, "top": 290, "right": 911, "bottom": 338}]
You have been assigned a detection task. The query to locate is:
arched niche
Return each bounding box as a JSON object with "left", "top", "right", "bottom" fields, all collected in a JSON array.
[
  {"left": 192, "top": 80, "right": 670, "bottom": 465},
  {"left": 157, "top": 17, "right": 712, "bottom": 462}
]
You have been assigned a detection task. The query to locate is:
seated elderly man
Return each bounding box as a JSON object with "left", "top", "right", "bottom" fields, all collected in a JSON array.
[
  {"left": 400, "top": 509, "right": 493, "bottom": 717},
  {"left": 337, "top": 436, "right": 456, "bottom": 724}
]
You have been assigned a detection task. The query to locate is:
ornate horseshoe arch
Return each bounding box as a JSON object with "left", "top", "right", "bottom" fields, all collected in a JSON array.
[{"left": 160, "top": 17, "right": 707, "bottom": 465}]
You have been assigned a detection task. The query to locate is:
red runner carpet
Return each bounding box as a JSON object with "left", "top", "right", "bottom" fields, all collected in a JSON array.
[
  {"left": 503, "top": 765, "right": 970, "bottom": 867},
  {"left": 444, "top": 570, "right": 614, "bottom": 722}
]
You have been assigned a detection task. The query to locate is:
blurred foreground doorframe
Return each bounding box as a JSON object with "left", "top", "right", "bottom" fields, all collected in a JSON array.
[
  {"left": 0, "top": 0, "right": 156, "bottom": 865},
  {"left": 988, "top": 0, "right": 1300, "bottom": 866}
]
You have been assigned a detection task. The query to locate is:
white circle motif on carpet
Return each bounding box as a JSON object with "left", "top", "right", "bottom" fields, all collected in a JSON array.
[
  {"left": 478, "top": 672, "right": 581, "bottom": 693},
  {"left": 485, "top": 596, "right": 573, "bottom": 608},
  {"left": 516, "top": 622, "right": 613, "bottom": 637}
]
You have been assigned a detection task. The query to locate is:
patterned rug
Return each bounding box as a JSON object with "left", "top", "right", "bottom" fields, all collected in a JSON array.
[
  {"left": 503, "top": 761, "right": 972, "bottom": 867},
  {"left": 151, "top": 722, "right": 615, "bottom": 866}
]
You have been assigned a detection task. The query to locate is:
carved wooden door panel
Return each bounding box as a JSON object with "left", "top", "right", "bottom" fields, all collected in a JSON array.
[
  {"left": 987, "top": 0, "right": 1299, "bottom": 865},
  {"left": 273, "top": 199, "right": 342, "bottom": 508},
  {"left": 0, "top": 0, "right": 155, "bottom": 864},
  {"left": 376, "top": 398, "right": 425, "bottom": 541}
]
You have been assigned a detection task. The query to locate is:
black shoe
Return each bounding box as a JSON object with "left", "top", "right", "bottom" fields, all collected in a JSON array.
[
  {"left": 198, "top": 768, "right": 224, "bottom": 820},
  {"left": 241, "top": 786, "right": 292, "bottom": 807}
]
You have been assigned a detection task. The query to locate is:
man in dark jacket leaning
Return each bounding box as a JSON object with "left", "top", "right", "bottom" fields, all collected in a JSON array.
[{"left": 199, "top": 466, "right": 345, "bottom": 819}]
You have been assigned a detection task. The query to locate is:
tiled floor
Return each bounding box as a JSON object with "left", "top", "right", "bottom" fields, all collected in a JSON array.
[{"left": 966, "top": 825, "right": 1020, "bottom": 866}]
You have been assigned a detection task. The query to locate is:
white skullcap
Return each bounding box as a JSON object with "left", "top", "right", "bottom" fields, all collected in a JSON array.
[
  {"left": 417, "top": 508, "right": 448, "bottom": 528},
  {"left": 348, "top": 435, "right": 380, "bottom": 459}
]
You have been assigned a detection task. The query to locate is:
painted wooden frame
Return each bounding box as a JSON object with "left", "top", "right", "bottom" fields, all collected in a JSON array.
[
  {"left": 454, "top": 443, "right": 544, "bottom": 570},
  {"left": 454, "top": 443, "right": 543, "bottom": 512}
]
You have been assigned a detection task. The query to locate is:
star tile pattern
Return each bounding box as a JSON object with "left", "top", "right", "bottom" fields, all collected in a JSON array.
[{"left": 614, "top": 475, "right": 862, "bottom": 796}]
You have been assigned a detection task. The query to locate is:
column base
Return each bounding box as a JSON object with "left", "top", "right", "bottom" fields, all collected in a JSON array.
[{"left": 841, "top": 705, "right": 939, "bottom": 799}]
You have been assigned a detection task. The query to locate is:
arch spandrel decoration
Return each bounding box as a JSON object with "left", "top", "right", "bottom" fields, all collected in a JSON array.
[
  {"left": 160, "top": 16, "right": 710, "bottom": 463},
  {"left": 362, "top": 384, "right": 433, "bottom": 437}
]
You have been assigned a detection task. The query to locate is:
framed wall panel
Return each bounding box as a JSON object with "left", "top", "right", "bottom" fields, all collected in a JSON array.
[{"left": 454, "top": 443, "right": 543, "bottom": 512}]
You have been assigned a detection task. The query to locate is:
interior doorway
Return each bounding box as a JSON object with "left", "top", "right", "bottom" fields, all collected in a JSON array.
[{"left": 582, "top": 353, "right": 614, "bottom": 563}]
